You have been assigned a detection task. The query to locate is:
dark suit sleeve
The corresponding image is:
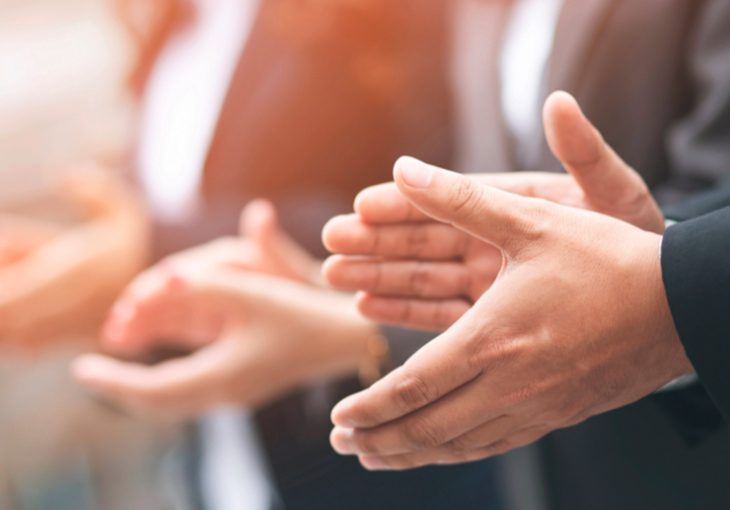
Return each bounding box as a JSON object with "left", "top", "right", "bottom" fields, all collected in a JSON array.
[{"left": 661, "top": 205, "right": 730, "bottom": 424}]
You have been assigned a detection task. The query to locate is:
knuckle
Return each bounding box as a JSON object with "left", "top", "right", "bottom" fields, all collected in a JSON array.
[
  {"left": 450, "top": 435, "right": 479, "bottom": 454},
  {"left": 468, "top": 335, "right": 521, "bottom": 374},
  {"left": 449, "top": 179, "right": 485, "bottom": 220},
  {"left": 407, "top": 263, "right": 431, "bottom": 295},
  {"left": 508, "top": 384, "right": 539, "bottom": 407},
  {"left": 405, "top": 225, "right": 431, "bottom": 256},
  {"left": 353, "top": 432, "right": 383, "bottom": 456},
  {"left": 394, "top": 372, "right": 436, "bottom": 412},
  {"left": 516, "top": 201, "right": 549, "bottom": 240},
  {"left": 368, "top": 228, "right": 382, "bottom": 255},
  {"left": 401, "top": 416, "right": 446, "bottom": 450},
  {"left": 483, "top": 439, "right": 512, "bottom": 457}
]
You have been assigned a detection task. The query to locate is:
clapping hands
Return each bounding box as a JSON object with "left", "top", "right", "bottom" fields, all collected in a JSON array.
[
  {"left": 320, "top": 92, "right": 691, "bottom": 470},
  {"left": 73, "top": 200, "right": 378, "bottom": 419}
]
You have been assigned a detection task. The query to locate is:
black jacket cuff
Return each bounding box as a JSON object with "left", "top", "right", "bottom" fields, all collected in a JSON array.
[{"left": 661, "top": 206, "right": 730, "bottom": 425}]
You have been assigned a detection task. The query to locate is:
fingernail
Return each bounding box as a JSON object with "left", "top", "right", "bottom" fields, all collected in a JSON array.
[
  {"left": 330, "top": 428, "right": 356, "bottom": 455},
  {"left": 359, "top": 456, "right": 390, "bottom": 471},
  {"left": 397, "top": 157, "right": 432, "bottom": 190}
]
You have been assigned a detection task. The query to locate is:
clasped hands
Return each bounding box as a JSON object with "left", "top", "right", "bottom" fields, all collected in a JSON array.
[{"left": 321, "top": 92, "right": 695, "bottom": 470}]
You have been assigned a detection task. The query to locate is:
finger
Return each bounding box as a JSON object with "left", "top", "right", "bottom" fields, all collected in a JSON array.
[
  {"left": 324, "top": 256, "right": 476, "bottom": 298},
  {"left": 357, "top": 424, "right": 551, "bottom": 471},
  {"left": 102, "top": 267, "right": 268, "bottom": 355},
  {"left": 353, "top": 176, "right": 576, "bottom": 225},
  {"left": 330, "top": 373, "right": 506, "bottom": 457},
  {"left": 322, "top": 214, "right": 471, "bottom": 259},
  {"left": 448, "top": 415, "right": 522, "bottom": 453},
  {"left": 393, "top": 157, "right": 546, "bottom": 255},
  {"left": 240, "top": 198, "right": 278, "bottom": 240},
  {"left": 331, "top": 311, "right": 487, "bottom": 429},
  {"left": 543, "top": 92, "right": 650, "bottom": 209},
  {"left": 356, "top": 293, "right": 470, "bottom": 332},
  {"left": 354, "top": 183, "right": 431, "bottom": 224},
  {"left": 72, "top": 343, "right": 234, "bottom": 416},
  {"left": 241, "top": 199, "right": 321, "bottom": 284},
  {"left": 106, "top": 268, "right": 302, "bottom": 354}
]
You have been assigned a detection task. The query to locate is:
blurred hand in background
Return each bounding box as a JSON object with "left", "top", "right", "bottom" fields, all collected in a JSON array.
[
  {"left": 72, "top": 200, "right": 378, "bottom": 420},
  {"left": 0, "top": 166, "right": 149, "bottom": 352}
]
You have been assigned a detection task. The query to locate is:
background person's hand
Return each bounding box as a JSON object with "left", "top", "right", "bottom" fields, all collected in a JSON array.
[
  {"left": 0, "top": 167, "right": 149, "bottom": 351},
  {"left": 73, "top": 267, "right": 376, "bottom": 419},
  {"left": 328, "top": 161, "right": 693, "bottom": 471},
  {"left": 322, "top": 92, "right": 665, "bottom": 331},
  {"left": 72, "top": 200, "right": 378, "bottom": 420}
]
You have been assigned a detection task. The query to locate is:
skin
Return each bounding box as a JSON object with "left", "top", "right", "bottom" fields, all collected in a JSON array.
[
  {"left": 323, "top": 92, "right": 666, "bottom": 332},
  {"left": 321, "top": 92, "right": 693, "bottom": 470},
  {"left": 0, "top": 168, "right": 149, "bottom": 351},
  {"left": 72, "top": 200, "right": 378, "bottom": 421}
]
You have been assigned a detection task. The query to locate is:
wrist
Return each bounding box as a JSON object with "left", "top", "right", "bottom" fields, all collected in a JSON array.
[
  {"left": 304, "top": 291, "right": 384, "bottom": 382},
  {"left": 642, "top": 232, "right": 695, "bottom": 384}
]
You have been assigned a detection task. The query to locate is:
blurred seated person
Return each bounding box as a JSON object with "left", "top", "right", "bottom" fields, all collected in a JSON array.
[
  {"left": 0, "top": 167, "right": 149, "bottom": 353},
  {"left": 3, "top": 0, "right": 494, "bottom": 508}
]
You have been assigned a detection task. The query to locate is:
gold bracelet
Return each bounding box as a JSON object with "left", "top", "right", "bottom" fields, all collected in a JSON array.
[{"left": 358, "top": 332, "right": 390, "bottom": 388}]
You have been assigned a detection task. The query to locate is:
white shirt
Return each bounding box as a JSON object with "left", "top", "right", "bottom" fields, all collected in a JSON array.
[
  {"left": 137, "top": 0, "right": 258, "bottom": 223},
  {"left": 136, "top": 1, "right": 274, "bottom": 510},
  {"left": 500, "top": 0, "right": 565, "bottom": 169},
  {"left": 451, "top": 0, "right": 564, "bottom": 175}
]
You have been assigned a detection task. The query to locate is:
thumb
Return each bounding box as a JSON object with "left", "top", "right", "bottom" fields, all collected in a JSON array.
[
  {"left": 240, "top": 198, "right": 278, "bottom": 241},
  {"left": 393, "top": 157, "right": 544, "bottom": 254},
  {"left": 240, "top": 199, "right": 321, "bottom": 284},
  {"left": 543, "top": 91, "right": 649, "bottom": 210}
]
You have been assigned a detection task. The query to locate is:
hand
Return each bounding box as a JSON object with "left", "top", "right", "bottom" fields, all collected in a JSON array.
[
  {"left": 0, "top": 168, "right": 149, "bottom": 350},
  {"left": 240, "top": 199, "right": 324, "bottom": 286},
  {"left": 72, "top": 268, "right": 377, "bottom": 420},
  {"left": 72, "top": 201, "right": 377, "bottom": 420},
  {"left": 327, "top": 160, "right": 693, "bottom": 470},
  {"left": 322, "top": 92, "right": 665, "bottom": 331}
]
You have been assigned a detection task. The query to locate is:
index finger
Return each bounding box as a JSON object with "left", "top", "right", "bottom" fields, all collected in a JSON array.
[
  {"left": 354, "top": 174, "right": 575, "bottom": 225},
  {"left": 331, "top": 315, "right": 482, "bottom": 429},
  {"left": 354, "top": 183, "right": 432, "bottom": 224}
]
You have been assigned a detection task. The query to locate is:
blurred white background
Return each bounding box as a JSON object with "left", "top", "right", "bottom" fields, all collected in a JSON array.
[
  {"left": 0, "top": 3, "right": 185, "bottom": 509},
  {"left": 0, "top": 0, "right": 133, "bottom": 200}
]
